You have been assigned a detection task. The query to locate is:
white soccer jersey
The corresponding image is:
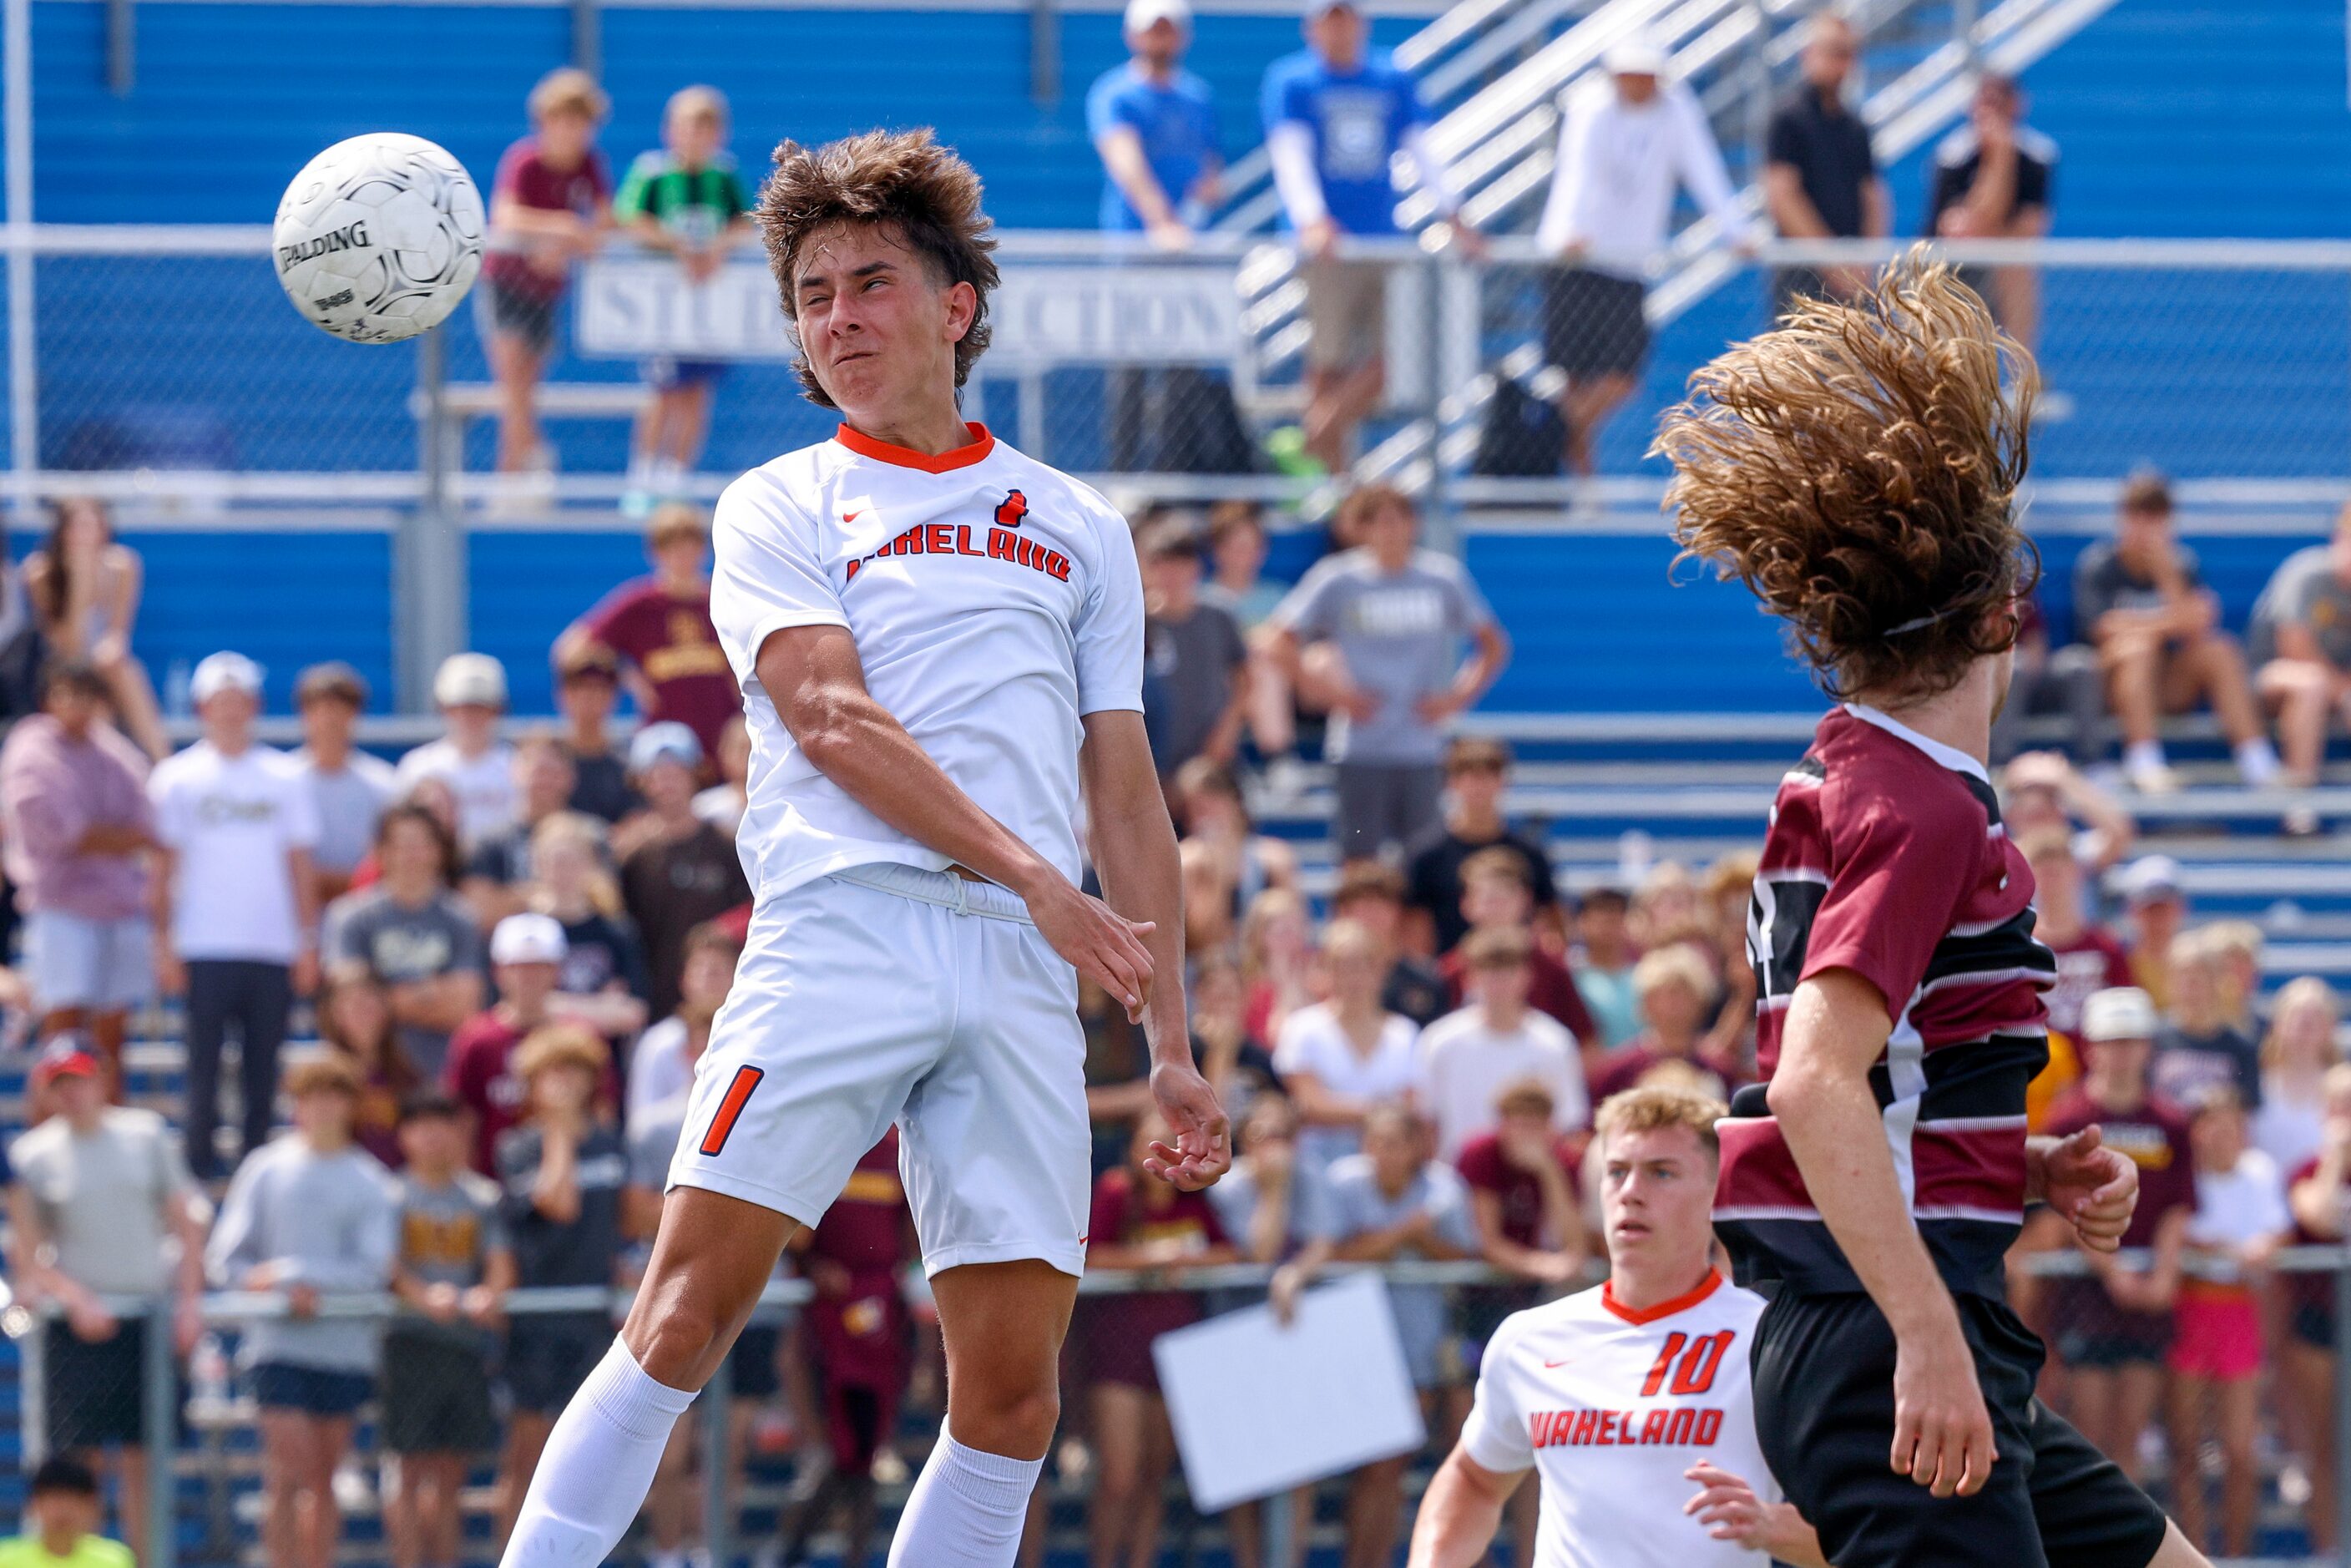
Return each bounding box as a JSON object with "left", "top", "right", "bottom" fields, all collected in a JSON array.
[
  {"left": 1460, "top": 1270, "right": 1780, "bottom": 1568},
  {"left": 708, "top": 422, "right": 1145, "bottom": 901}
]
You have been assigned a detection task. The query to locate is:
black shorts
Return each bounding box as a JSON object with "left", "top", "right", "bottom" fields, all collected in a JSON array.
[
  {"left": 1542, "top": 266, "right": 1650, "bottom": 379},
  {"left": 44, "top": 1318, "right": 147, "bottom": 1450},
  {"left": 505, "top": 1312, "right": 609, "bottom": 1414},
  {"left": 474, "top": 276, "right": 559, "bottom": 359},
  {"left": 380, "top": 1326, "right": 499, "bottom": 1454},
  {"left": 1753, "top": 1291, "right": 2170, "bottom": 1568}
]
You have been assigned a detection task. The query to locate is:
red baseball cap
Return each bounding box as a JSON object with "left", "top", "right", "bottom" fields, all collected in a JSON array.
[{"left": 33, "top": 1042, "right": 99, "bottom": 1085}]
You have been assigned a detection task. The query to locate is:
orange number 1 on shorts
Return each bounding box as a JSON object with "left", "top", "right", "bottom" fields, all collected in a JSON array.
[{"left": 699, "top": 1065, "right": 766, "bottom": 1156}]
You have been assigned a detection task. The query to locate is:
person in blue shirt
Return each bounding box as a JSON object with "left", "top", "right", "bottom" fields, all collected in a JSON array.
[{"left": 1262, "top": 0, "right": 1481, "bottom": 472}]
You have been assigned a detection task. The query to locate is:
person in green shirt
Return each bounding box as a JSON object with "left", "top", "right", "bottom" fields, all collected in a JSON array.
[
  {"left": 0, "top": 1458, "right": 134, "bottom": 1568},
  {"left": 614, "top": 85, "right": 756, "bottom": 517}
]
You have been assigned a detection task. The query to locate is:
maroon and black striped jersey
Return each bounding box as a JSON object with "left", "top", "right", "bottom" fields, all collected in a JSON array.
[{"left": 1713, "top": 705, "right": 2055, "bottom": 1298}]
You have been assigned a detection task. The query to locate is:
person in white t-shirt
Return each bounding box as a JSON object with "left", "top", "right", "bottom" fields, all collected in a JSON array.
[
  {"left": 1409, "top": 1084, "right": 1828, "bottom": 1568},
  {"left": 497, "top": 129, "right": 1229, "bottom": 1568},
  {"left": 149, "top": 651, "right": 322, "bottom": 1181},
  {"left": 396, "top": 654, "right": 518, "bottom": 852},
  {"left": 1418, "top": 925, "right": 1588, "bottom": 1161},
  {"left": 1273, "top": 917, "right": 1422, "bottom": 1183}
]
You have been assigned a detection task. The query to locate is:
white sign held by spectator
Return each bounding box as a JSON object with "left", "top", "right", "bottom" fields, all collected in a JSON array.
[
  {"left": 1152, "top": 1273, "right": 1425, "bottom": 1511},
  {"left": 575, "top": 260, "right": 1241, "bottom": 366}
]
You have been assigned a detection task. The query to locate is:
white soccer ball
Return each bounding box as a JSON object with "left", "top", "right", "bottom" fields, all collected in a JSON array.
[{"left": 274, "top": 133, "right": 484, "bottom": 344}]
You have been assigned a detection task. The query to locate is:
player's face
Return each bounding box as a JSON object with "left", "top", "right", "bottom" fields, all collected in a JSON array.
[
  {"left": 792, "top": 222, "right": 978, "bottom": 427},
  {"left": 1600, "top": 1125, "right": 1716, "bottom": 1267}
]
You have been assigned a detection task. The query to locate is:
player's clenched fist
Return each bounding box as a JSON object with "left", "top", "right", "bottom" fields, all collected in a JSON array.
[
  {"left": 1891, "top": 1316, "right": 1997, "bottom": 1498},
  {"left": 2035, "top": 1125, "right": 2139, "bottom": 1253}
]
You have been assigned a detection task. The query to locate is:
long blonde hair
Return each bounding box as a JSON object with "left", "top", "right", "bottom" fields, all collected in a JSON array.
[{"left": 2263, "top": 976, "right": 2343, "bottom": 1073}]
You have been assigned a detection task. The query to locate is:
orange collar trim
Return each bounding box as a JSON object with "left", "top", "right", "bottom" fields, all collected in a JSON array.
[
  {"left": 1601, "top": 1268, "right": 1723, "bottom": 1326},
  {"left": 834, "top": 422, "right": 995, "bottom": 473}
]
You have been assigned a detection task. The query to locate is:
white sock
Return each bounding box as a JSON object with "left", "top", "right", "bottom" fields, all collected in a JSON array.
[
  {"left": 498, "top": 1339, "right": 697, "bottom": 1568},
  {"left": 627, "top": 456, "right": 655, "bottom": 489},
  {"left": 884, "top": 1427, "right": 1042, "bottom": 1568},
  {"left": 2237, "top": 737, "right": 2282, "bottom": 787},
  {"left": 2125, "top": 739, "right": 2168, "bottom": 773},
  {"left": 651, "top": 458, "right": 685, "bottom": 493}
]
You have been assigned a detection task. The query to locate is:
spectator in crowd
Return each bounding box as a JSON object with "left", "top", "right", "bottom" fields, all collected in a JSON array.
[
  {"left": 1763, "top": 13, "right": 1888, "bottom": 316},
  {"left": 624, "top": 920, "right": 738, "bottom": 1130},
  {"left": 1990, "top": 599, "right": 2106, "bottom": 765},
  {"left": 320, "top": 965, "right": 414, "bottom": 1169},
  {"left": 1534, "top": 37, "right": 1750, "bottom": 473},
  {"left": 2117, "top": 853, "right": 2188, "bottom": 1008},
  {"left": 326, "top": 803, "right": 488, "bottom": 1079},
  {"left": 22, "top": 498, "right": 166, "bottom": 761},
  {"left": 1695, "top": 850, "right": 1757, "bottom": 1071},
  {"left": 1999, "top": 747, "right": 2136, "bottom": 873},
  {"left": 618, "top": 722, "right": 751, "bottom": 1017},
  {"left": 6, "top": 1041, "right": 205, "bottom": 1541},
  {"left": 1239, "top": 885, "right": 1317, "bottom": 1048},
  {"left": 1418, "top": 926, "right": 1587, "bottom": 1161},
  {"left": 1628, "top": 858, "right": 1706, "bottom": 952},
  {"left": 1589, "top": 943, "right": 1732, "bottom": 1102},
  {"left": 2251, "top": 501, "right": 2351, "bottom": 793},
  {"left": 1082, "top": 1112, "right": 1240, "bottom": 1568},
  {"left": 2256, "top": 976, "right": 2341, "bottom": 1172},
  {"left": 528, "top": 812, "right": 651, "bottom": 1044},
  {"left": 2029, "top": 987, "right": 2193, "bottom": 1479},
  {"left": 1405, "top": 736, "right": 1560, "bottom": 957},
  {"left": 773, "top": 1133, "right": 915, "bottom": 1568},
  {"left": 149, "top": 651, "right": 321, "bottom": 1182},
  {"left": 693, "top": 717, "right": 750, "bottom": 835},
  {"left": 0, "top": 662, "right": 155, "bottom": 1076},
  {"left": 559, "top": 505, "right": 735, "bottom": 761},
  {"left": 1205, "top": 502, "right": 1287, "bottom": 630},
  {"left": 1189, "top": 952, "right": 1285, "bottom": 1121},
  {"left": 480, "top": 68, "right": 611, "bottom": 485},
  {"left": 1329, "top": 860, "right": 1449, "bottom": 1026},
  {"left": 462, "top": 731, "right": 579, "bottom": 928},
  {"left": 1170, "top": 758, "right": 1297, "bottom": 940},
  {"left": 614, "top": 87, "right": 753, "bottom": 516},
  {"left": 1565, "top": 885, "right": 1638, "bottom": 1050},
  {"left": 2019, "top": 823, "right": 2131, "bottom": 1043},
  {"left": 2208, "top": 919, "right": 2266, "bottom": 1039},
  {"left": 2165, "top": 1084, "right": 2286, "bottom": 1557},
  {"left": 291, "top": 663, "right": 397, "bottom": 906},
  {"left": 1438, "top": 849, "right": 1595, "bottom": 1045},
  {"left": 383, "top": 1092, "right": 514, "bottom": 1568},
  {"left": 1206, "top": 1091, "right": 1312, "bottom": 1266},
  {"left": 2285, "top": 1063, "right": 2351, "bottom": 1550},
  {"left": 493, "top": 1024, "right": 654, "bottom": 1544},
  {"left": 1925, "top": 73, "right": 2056, "bottom": 348},
  {"left": 1274, "top": 918, "right": 1422, "bottom": 1186},
  {"left": 0, "top": 1458, "right": 130, "bottom": 1568},
  {"left": 1274, "top": 1104, "right": 1479, "bottom": 1568},
  {"left": 1456, "top": 1076, "right": 1585, "bottom": 1288},
  {"left": 554, "top": 645, "right": 637, "bottom": 823},
  {"left": 2154, "top": 928, "right": 2263, "bottom": 1109},
  {"left": 2075, "top": 470, "right": 2281, "bottom": 796},
  {"left": 445, "top": 913, "right": 604, "bottom": 1176},
  {"left": 1267, "top": 486, "right": 1509, "bottom": 864},
  {"left": 398, "top": 654, "right": 519, "bottom": 851},
  {"left": 1261, "top": 0, "right": 1478, "bottom": 471},
  {"left": 205, "top": 1050, "right": 399, "bottom": 1568},
  {"left": 1140, "top": 521, "right": 1249, "bottom": 781}
]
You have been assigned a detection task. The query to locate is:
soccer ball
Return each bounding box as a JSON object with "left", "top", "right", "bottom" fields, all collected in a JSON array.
[{"left": 273, "top": 133, "right": 483, "bottom": 344}]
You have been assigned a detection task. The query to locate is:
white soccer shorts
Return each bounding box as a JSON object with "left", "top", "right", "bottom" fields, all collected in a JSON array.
[{"left": 666, "top": 861, "right": 1091, "bottom": 1277}]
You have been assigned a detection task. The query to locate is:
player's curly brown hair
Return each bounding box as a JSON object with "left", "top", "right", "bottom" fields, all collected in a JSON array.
[
  {"left": 1652, "top": 250, "right": 2039, "bottom": 701},
  {"left": 755, "top": 128, "right": 1000, "bottom": 410}
]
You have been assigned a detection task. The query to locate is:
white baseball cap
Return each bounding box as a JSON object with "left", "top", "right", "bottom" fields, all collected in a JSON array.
[
  {"left": 2081, "top": 986, "right": 2159, "bottom": 1044},
  {"left": 1306, "top": 0, "right": 1361, "bottom": 18},
  {"left": 433, "top": 652, "right": 508, "bottom": 711},
  {"left": 490, "top": 912, "right": 569, "bottom": 968},
  {"left": 1605, "top": 37, "right": 1670, "bottom": 75},
  {"left": 1125, "top": 0, "right": 1191, "bottom": 32},
  {"left": 2115, "top": 854, "right": 2185, "bottom": 908},
  {"left": 629, "top": 720, "right": 704, "bottom": 776},
  {"left": 190, "top": 650, "right": 265, "bottom": 705}
]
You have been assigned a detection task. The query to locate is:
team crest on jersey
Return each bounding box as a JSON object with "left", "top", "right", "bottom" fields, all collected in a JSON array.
[{"left": 994, "top": 490, "right": 1029, "bottom": 529}]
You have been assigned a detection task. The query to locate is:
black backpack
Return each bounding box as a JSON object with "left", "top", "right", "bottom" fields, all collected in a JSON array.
[{"left": 1470, "top": 374, "right": 1566, "bottom": 478}]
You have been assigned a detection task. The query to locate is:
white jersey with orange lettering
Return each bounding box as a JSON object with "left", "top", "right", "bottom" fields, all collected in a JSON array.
[{"left": 1459, "top": 1269, "right": 1779, "bottom": 1567}]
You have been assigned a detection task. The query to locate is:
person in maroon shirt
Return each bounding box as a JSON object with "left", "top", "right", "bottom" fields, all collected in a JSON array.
[
  {"left": 557, "top": 504, "right": 738, "bottom": 761},
  {"left": 2020, "top": 823, "right": 2132, "bottom": 1042},
  {"left": 1663, "top": 259, "right": 2182, "bottom": 1568},
  {"left": 2026, "top": 987, "right": 2193, "bottom": 1479},
  {"left": 480, "top": 68, "right": 613, "bottom": 478},
  {"left": 1438, "top": 848, "right": 1597, "bottom": 1047},
  {"left": 775, "top": 1131, "right": 915, "bottom": 1568},
  {"left": 440, "top": 913, "right": 615, "bottom": 1175}
]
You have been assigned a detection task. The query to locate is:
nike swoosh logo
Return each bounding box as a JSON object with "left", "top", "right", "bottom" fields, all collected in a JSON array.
[
  {"left": 1543, "top": 1358, "right": 1573, "bottom": 1368},
  {"left": 843, "top": 509, "right": 866, "bottom": 524}
]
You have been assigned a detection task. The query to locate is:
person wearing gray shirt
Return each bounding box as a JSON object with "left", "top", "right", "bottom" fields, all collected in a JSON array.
[
  {"left": 291, "top": 663, "right": 398, "bottom": 905},
  {"left": 1268, "top": 487, "right": 1508, "bottom": 862},
  {"left": 2250, "top": 511, "right": 2351, "bottom": 792}
]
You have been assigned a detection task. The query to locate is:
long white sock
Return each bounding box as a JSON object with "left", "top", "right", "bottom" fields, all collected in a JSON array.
[
  {"left": 884, "top": 1427, "right": 1043, "bottom": 1568},
  {"left": 499, "top": 1338, "right": 697, "bottom": 1568},
  {"left": 2237, "top": 736, "right": 2283, "bottom": 787}
]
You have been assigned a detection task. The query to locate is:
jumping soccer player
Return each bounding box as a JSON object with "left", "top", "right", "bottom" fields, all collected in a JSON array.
[
  {"left": 496, "top": 128, "right": 1230, "bottom": 1568},
  {"left": 1408, "top": 1085, "right": 1828, "bottom": 1567},
  {"left": 1661, "top": 254, "right": 2207, "bottom": 1568}
]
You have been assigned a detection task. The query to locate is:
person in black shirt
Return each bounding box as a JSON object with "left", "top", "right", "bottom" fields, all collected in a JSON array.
[
  {"left": 1924, "top": 74, "right": 2056, "bottom": 349},
  {"left": 554, "top": 645, "right": 638, "bottom": 825},
  {"left": 1763, "top": 14, "right": 1889, "bottom": 317},
  {"left": 1331, "top": 861, "right": 1449, "bottom": 1027},
  {"left": 1404, "top": 735, "right": 1560, "bottom": 954},
  {"left": 617, "top": 723, "right": 750, "bottom": 1019}
]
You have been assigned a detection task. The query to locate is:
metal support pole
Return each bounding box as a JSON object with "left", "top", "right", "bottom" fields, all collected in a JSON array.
[
  {"left": 1954, "top": 0, "right": 1982, "bottom": 73},
  {"left": 4, "top": 0, "right": 38, "bottom": 508},
  {"left": 1261, "top": 1486, "right": 1297, "bottom": 1568},
  {"left": 570, "top": 0, "right": 599, "bottom": 78},
  {"left": 2333, "top": 1246, "right": 2351, "bottom": 1564},
  {"left": 700, "top": 1347, "right": 733, "bottom": 1568},
  {"left": 1029, "top": 0, "right": 1060, "bottom": 108},
  {"left": 1421, "top": 252, "right": 1454, "bottom": 554},
  {"left": 104, "top": 0, "right": 132, "bottom": 95},
  {"left": 142, "top": 1297, "right": 177, "bottom": 1568},
  {"left": 399, "top": 326, "right": 463, "bottom": 713},
  {"left": 1742, "top": 0, "right": 1770, "bottom": 182}
]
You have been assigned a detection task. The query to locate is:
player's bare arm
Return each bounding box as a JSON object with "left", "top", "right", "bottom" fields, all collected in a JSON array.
[
  {"left": 1080, "top": 709, "right": 1231, "bottom": 1190},
  {"left": 751, "top": 619, "right": 1158, "bottom": 1017},
  {"left": 1407, "top": 1449, "right": 1524, "bottom": 1568},
  {"left": 1767, "top": 968, "right": 1997, "bottom": 1499},
  {"left": 1681, "top": 1463, "right": 1831, "bottom": 1568}
]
